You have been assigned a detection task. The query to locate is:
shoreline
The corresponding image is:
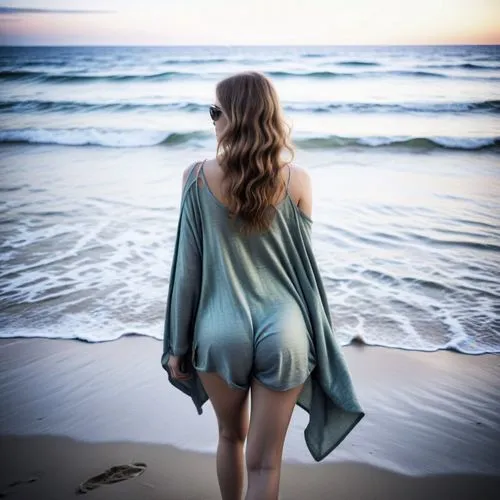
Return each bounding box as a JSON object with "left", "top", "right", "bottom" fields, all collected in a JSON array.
[
  {"left": 3, "top": 331, "right": 500, "bottom": 355},
  {"left": 1, "top": 337, "right": 499, "bottom": 498}
]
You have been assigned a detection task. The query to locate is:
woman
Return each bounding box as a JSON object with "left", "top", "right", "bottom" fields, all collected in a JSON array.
[{"left": 162, "top": 71, "right": 364, "bottom": 500}]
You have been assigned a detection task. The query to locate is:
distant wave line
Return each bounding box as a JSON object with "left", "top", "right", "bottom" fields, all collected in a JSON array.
[
  {"left": 417, "top": 63, "right": 500, "bottom": 70},
  {"left": 161, "top": 57, "right": 227, "bottom": 64},
  {"left": 334, "top": 60, "right": 381, "bottom": 66},
  {"left": 294, "top": 135, "right": 500, "bottom": 151},
  {"left": 1, "top": 68, "right": 499, "bottom": 83},
  {"left": 0, "top": 127, "right": 498, "bottom": 151},
  {"left": 0, "top": 128, "right": 210, "bottom": 148},
  {"left": 0, "top": 69, "right": 196, "bottom": 83},
  {"left": 1, "top": 99, "right": 498, "bottom": 114},
  {"left": 268, "top": 69, "right": 500, "bottom": 80}
]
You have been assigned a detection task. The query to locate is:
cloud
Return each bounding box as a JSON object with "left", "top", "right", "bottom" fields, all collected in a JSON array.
[{"left": 0, "top": 7, "right": 114, "bottom": 15}]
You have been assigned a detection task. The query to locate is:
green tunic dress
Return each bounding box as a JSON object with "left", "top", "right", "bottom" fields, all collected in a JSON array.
[{"left": 162, "top": 161, "right": 364, "bottom": 462}]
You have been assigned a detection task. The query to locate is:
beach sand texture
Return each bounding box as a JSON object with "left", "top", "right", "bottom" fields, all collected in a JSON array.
[{"left": 1, "top": 337, "right": 499, "bottom": 499}]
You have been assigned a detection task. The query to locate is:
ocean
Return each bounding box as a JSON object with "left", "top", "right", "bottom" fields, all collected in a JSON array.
[{"left": 0, "top": 45, "right": 499, "bottom": 354}]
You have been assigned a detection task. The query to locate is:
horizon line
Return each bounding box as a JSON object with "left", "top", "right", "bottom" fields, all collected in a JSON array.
[{"left": 1, "top": 43, "right": 499, "bottom": 48}]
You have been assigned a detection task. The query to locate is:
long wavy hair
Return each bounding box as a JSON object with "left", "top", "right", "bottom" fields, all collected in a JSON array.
[{"left": 215, "top": 71, "right": 294, "bottom": 234}]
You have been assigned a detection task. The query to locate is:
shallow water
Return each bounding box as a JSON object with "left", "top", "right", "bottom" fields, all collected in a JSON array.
[{"left": 1, "top": 45, "right": 499, "bottom": 353}]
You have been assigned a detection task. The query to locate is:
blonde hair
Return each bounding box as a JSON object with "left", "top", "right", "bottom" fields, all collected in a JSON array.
[{"left": 215, "top": 71, "right": 294, "bottom": 234}]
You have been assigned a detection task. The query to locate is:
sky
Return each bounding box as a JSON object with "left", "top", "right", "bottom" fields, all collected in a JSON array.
[{"left": 0, "top": 0, "right": 499, "bottom": 46}]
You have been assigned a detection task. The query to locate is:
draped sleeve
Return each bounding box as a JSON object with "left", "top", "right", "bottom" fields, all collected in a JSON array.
[
  {"left": 163, "top": 164, "right": 203, "bottom": 356},
  {"left": 291, "top": 208, "right": 365, "bottom": 461},
  {"left": 161, "top": 163, "right": 208, "bottom": 415}
]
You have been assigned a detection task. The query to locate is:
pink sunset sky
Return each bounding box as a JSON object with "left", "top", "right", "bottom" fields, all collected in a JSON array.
[{"left": 0, "top": 0, "right": 499, "bottom": 45}]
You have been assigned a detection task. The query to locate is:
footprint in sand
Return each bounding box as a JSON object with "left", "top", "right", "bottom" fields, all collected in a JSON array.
[
  {"left": 0, "top": 476, "right": 39, "bottom": 498},
  {"left": 76, "top": 462, "right": 147, "bottom": 494}
]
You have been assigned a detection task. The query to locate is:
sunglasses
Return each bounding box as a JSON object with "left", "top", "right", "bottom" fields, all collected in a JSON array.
[{"left": 209, "top": 104, "right": 223, "bottom": 122}]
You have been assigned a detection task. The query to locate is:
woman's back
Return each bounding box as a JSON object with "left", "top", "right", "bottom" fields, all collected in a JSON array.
[
  {"left": 195, "top": 158, "right": 314, "bottom": 306},
  {"left": 189, "top": 158, "right": 317, "bottom": 392},
  {"left": 198, "top": 157, "right": 313, "bottom": 221}
]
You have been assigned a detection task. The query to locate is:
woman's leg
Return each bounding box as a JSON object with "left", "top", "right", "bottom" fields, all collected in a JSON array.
[
  {"left": 245, "top": 379, "right": 304, "bottom": 500},
  {"left": 197, "top": 371, "right": 250, "bottom": 500}
]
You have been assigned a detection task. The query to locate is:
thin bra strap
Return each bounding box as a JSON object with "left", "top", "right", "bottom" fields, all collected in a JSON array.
[
  {"left": 196, "top": 159, "right": 290, "bottom": 197},
  {"left": 196, "top": 158, "right": 207, "bottom": 184},
  {"left": 285, "top": 163, "right": 292, "bottom": 191},
  {"left": 188, "top": 159, "right": 207, "bottom": 190}
]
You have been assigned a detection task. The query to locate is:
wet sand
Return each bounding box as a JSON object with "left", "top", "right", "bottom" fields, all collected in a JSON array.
[{"left": 1, "top": 337, "right": 499, "bottom": 499}]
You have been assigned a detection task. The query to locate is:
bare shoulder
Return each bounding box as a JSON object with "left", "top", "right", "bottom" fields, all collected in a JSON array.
[
  {"left": 288, "top": 163, "right": 313, "bottom": 217},
  {"left": 289, "top": 164, "right": 311, "bottom": 188}
]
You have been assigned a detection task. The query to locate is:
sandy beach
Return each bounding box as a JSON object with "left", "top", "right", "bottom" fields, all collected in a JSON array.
[{"left": 1, "top": 336, "right": 499, "bottom": 499}]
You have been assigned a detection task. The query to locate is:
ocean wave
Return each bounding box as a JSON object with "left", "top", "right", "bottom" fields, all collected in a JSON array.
[
  {"left": 0, "top": 99, "right": 208, "bottom": 113},
  {"left": 268, "top": 69, "right": 498, "bottom": 80},
  {"left": 0, "top": 127, "right": 210, "bottom": 148},
  {"left": 1, "top": 127, "right": 498, "bottom": 151},
  {"left": 294, "top": 135, "right": 500, "bottom": 151},
  {"left": 161, "top": 56, "right": 290, "bottom": 65},
  {"left": 157, "top": 131, "right": 209, "bottom": 146},
  {"left": 3, "top": 99, "right": 499, "bottom": 115},
  {"left": 3, "top": 68, "right": 499, "bottom": 84},
  {"left": 0, "top": 69, "right": 196, "bottom": 83},
  {"left": 18, "top": 60, "right": 69, "bottom": 67},
  {"left": 285, "top": 100, "right": 500, "bottom": 114},
  {"left": 341, "top": 334, "right": 500, "bottom": 354},
  {"left": 161, "top": 57, "right": 227, "bottom": 64},
  {"left": 418, "top": 63, "right": 500, "bottom": 70},
  {"left": 1, "top": 326, "right": 497, "bottom": 354},
  {"left": 335, "top": 60, "right": 381, "bottom": 66},
  {"left": 268, "top": 69, "right": 448, "bottom": 79}
]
